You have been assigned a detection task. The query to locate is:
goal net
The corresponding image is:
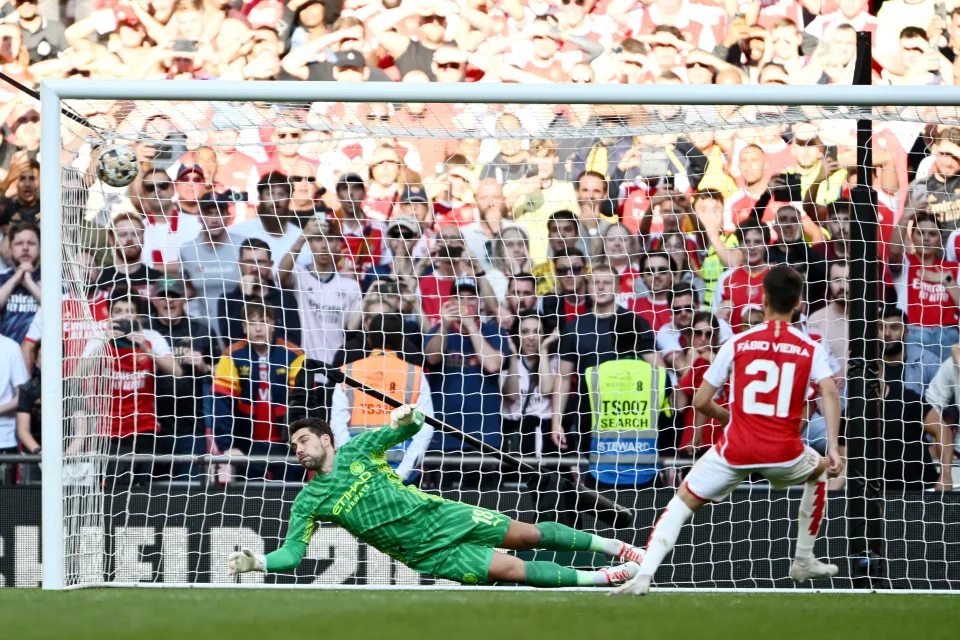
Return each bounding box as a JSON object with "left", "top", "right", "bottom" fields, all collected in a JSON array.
[{"left": 30, "top": 81, "right": 960, "bottom": 591}]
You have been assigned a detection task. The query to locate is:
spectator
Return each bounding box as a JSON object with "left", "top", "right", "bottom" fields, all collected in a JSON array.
[
  {"left": 179, "top": 190, "right": 243, "bottom": 325},
  {"left": 554, "top": 266, "right": 659, "bottom": 452},
  {"left": 487, "top": 226, "right": 535, "bottom": 303},
  {"left": 278, "top": 217, "right": 362, "bottom": 368},
  {"left": 539, "top": 248, "right": 589, "bottom": 334},
  {"left": 660, "top": 231, "right": 706, "bottom": 302},
  {"left": 368, "top": 0, "right": 493, "bottom": 81},
  {"left": 632, "top": 250, "right": 674, "bottom": 332},
  {"left": 419, "top": 243, "right": 473, "bottom": 322},
  {"left": 211, "top": 302, "right": 306, "bottom": 482},
  {"left": 0, "top": 157, "right": 40, "bottom": 227},
  {"left": 889, "top": 210, "right": 960, "bottom": 369},
  {"left": 502, "top": 311, "right": 560, "bottom": 455},
  {"left": 807, "top": 261, "right": 850, "bottom": 377},
  {"left": 330, "top": 311, "right": 435, "bottom": 480},
  {"left": 0, "top": 221, "right": 40, "bottom": 343},
  {"left": 599, "top": 222, "right": 641, "bottom": 297},
  {"left": 333, "top": 172, "right": 384, "bottom": 272},
  {"left": 230, "top": 170, "right": 302, "bottom": 263},
  {"left": 882, "top": 305, "right": 941, "bottom": 398},
  {"left": 768, "top": 204, "right": 828, "bottom": 304},
  {"left": 97, "top": 212, "right": 164, "bottom": 299},
  {"left": 462, "top": 179, "right": 507, "bottom": 273},
  {"left": 675, "top": 311, "right": 726, "bottom": 455},
  {"left": 424, "top": 276, "right": 509, "bottom": 450},
  {"left": 820, "top": 199, "right": 852, "bottom": 262},
  {"left": 906, "top": 126, "right": 960, "bottom": 234},
  {"left": 147, "top": 280, "right": 214, "bottom": 476},
  {"left": 138, "top": 164, "right": 203, "bottom": 275},
  {"left": 902, "top": 343, "right": 958, "bottom": 491},
  {"left": 84, "top": 288, "right": 181, "bottom": 489},
  {"left": 341, "top": 278, "right": 428, "bottom": 365},
  {"left": 282, "top": 18, "right": 392, "bottom": 81},
  {"left": 575, "top": 171, "right": 616, "bottom": 246},
  {"left": 0, "top": 331, "right": 27, "bottom": 484},
  {"left": 14, "top": 0, "right": 67, "bottom": 63},
  {"left": 881, "top": 26, "right": 951, "bottom": 85},
  {"left": 656, "top": 281, "right": 722, "bottom": 378},
  {"left": 499, "top": 271, "right": 538, "bottom": 335},
  {"left": 218, "top": 237, "right": 301, "bottom": 347},
  {"left": 512, "top": 139, "right": 579, "bottom": 264},
  {"left": 712, "top": 217, "right": 771, "bottom": 332},
  {"left": 15, "top": 337, "right": 40, "bottom": 483},
  {"left": 726, "top": 144, "right": 769, "bottom": 228},
  {"left": 479, "top": 114, "right": 537, "bottom": 189}
]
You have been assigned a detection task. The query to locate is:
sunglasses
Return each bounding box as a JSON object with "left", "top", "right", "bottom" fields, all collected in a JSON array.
[
  {"left": 278, "top": 131, "right": 301, "bottom": 139},
  {"left": 144, "top": 181, "right": 172, "bottom": 193},
  {"left": 671, "top": 306, "right": 695, "bottom": 314},
  {"left": 647, "top": 266, "right": 671, "bottom": 274},
  {"left": 421, "top": 14, "right": 445, "bottom": 23},
  {"left": 365, "top": 114, "right": 391, "bottom": 122},
  {"left": 561, "top": 0, "right": 586, "bottom": 6},
  {"left": 437, "top": 62, "right": 462, "bottom": 70},
  {"left": 571, "top": 76, "right": 592, "bottom": 83},
  {"left": 179, "top": 176, "right": 205, "bottom": 184},
  {"left": 792, "top": 138, "right": 820, "bottom": 147},
  {"left": 556, "top": 264, "right": 585, "bottom": 275},
  {"left": 692, "top": 328, "right": 713, "bottom": 338},
  {"left": 686, "top": 61, "right": 714, "bottom": 70},
  {"left": 290, "top": 175, "right": 316, "bottom": 183},
  {"left": 388, "top": 230, "right": 417, "bottom": 240}
]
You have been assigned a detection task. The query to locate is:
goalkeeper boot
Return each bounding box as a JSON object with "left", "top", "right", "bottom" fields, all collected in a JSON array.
[
  {"left": 616, "top": 543, "right": 645, "bottom": 564},
  {"left": 599, "top": 561, "right": 640, "bottom": 586},
  {"left": 789, "top": 557, "right": 839, "bottom": 583}
]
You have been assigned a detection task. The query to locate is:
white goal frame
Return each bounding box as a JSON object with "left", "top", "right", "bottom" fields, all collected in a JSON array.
[{"left": 38, "top": 80, "right": 960, "bottom": 592}]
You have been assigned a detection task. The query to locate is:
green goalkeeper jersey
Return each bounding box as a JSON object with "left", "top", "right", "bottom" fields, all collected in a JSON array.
[{"left": 265, "top": 415, "right": 443, "bottom": 571}]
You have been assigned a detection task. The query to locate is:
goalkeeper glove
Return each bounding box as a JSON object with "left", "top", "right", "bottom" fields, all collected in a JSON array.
[
  {"left": 390, "top": 404, "right": 419, "bottom": 429},
  {"left": 228, "top": 548, "right": 266, "bottom": 574}
]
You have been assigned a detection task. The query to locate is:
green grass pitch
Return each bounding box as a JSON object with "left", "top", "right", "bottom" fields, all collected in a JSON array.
[{"left": 1, "top": 590, "right": 954, "bottom": 640}]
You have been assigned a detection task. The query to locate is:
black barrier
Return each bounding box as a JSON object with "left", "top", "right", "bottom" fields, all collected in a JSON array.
[{"left": 1, "top": 487, "right": 958, "bottom": 589}]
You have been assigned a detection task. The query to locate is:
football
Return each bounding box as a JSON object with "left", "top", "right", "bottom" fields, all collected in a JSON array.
[{"left": 96, "top": 143, "right": 139, "bottom": 188}]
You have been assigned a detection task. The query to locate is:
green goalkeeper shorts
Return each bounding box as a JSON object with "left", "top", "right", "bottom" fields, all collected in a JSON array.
[{"left": 406, "top": 501, "right": 511, "bottom": 585}]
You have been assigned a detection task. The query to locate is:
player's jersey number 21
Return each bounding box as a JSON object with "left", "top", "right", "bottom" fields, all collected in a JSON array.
[{"left": 742, "top": 359, "right": 796, "bottom": 418}]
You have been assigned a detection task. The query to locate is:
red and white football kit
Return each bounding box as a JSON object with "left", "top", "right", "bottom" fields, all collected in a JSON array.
[
  {"left": 684, "top": 321, "right": 834, "bottom": 502},
  {"left": 82, "top": 331, "right": 173, "bottom": 439}
]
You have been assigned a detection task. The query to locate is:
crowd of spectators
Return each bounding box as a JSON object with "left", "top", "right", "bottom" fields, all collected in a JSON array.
[{"left": 0, "top": 0, "right": 958, "bottom": 491}]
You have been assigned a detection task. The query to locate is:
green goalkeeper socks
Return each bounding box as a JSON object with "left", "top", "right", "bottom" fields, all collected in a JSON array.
[
  {"left": 524, "top": 561, "right": 596, "bottom": 587},
  {"left": 535, "top": 522, "right": 623, "bottom": 556}
]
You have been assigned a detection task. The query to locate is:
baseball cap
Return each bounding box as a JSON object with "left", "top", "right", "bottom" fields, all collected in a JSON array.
[
  {"left": 155, "top": 280, "right": 186, "bottom": 298},
  {"left": 334, "top": 49, "right": 366, "bottom": 69},
  {"left": 400, "top": 186, "right": 428, "bottom": 204},
  {"left": 198, "top": 189, "right": 244, "bottom": 209},
  {"left": 387, "top": 215, "right": 420, "bottom": 236},
  {"left": 176, "top": 163, "right": 205, "bottom": 181},
  {"left": 451, "top": 276, "right": 479, "bottom": 296},
  {"left": 337, "top": 172, "right": 366, "bottom": 188}
]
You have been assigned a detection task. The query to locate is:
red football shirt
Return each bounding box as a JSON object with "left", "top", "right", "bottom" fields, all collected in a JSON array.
[
  {"left": 678, "top": 355, "right": 726, "bottom": 449},
  {"left": 84, "top": 332, "right": 172, "bottom": 438},
  {"left": 703, "top": 321, "right": 834, "bottom": 467},
  {"left": 631, "top": 295, "right": 673, "bottom": 332},
  {"left": 894, "top": 254, "right": 960, "bottom": 327}
]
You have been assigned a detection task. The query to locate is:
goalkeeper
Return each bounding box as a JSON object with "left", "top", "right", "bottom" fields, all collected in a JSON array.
[{"left": 229, "top": 405, "right": 644, "bottom": 587}]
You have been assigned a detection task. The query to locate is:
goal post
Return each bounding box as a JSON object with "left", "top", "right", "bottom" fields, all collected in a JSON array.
[{"left": 37, "top": 78, "right": 960, "bottom": 592}]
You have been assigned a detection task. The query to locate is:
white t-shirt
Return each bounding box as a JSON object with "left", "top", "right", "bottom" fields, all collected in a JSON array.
[
  {"left": 0, "top": 334, "right": 29, "bottom": 448},
  {"left": 291, "top": 266, "right": 362, "bottom": 364}
]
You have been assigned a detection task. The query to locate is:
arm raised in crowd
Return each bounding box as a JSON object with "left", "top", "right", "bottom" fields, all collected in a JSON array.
[
  {"left": 366, "top": 1, "right": 418, "bottom": 58},
  {"left": 281, "top": 26, "right": 364, "bottom": 80}
]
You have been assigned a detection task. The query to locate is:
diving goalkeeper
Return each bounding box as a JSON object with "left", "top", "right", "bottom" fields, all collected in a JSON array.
[{"left": 228, "top": 405, "right": 644, "bottom": 587}]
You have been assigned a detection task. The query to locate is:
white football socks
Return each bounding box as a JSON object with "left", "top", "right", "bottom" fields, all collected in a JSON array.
[
  {"left": 638, "top": 496, "right": 694, "bottom": 578},
  {"left": 796, "top": 472, "right": 827, "bottom": 560}
]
